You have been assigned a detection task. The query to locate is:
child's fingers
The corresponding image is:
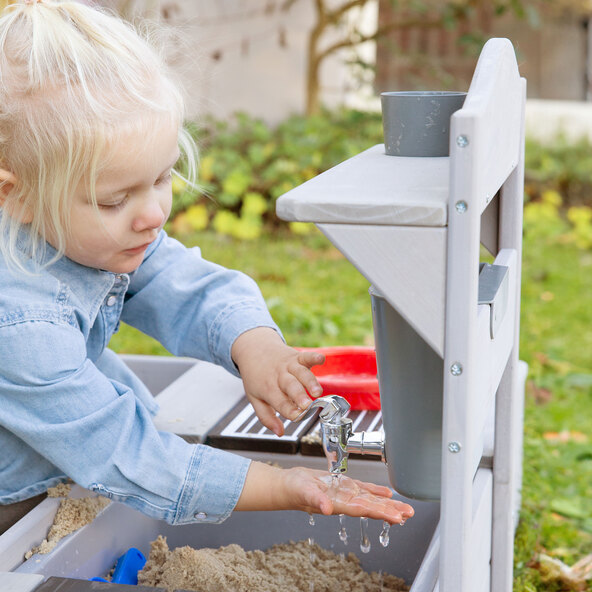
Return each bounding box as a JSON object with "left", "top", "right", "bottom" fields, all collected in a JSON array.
[
  {"left": 394, "top": 501, "right": 414, "bottom": 518},
  {"left": 301, "top": 486, "right": 334, "bottom": 516},
  {"left": 278, "top": 373, "right": 313, "bottom": 411},
  {"left": 249, "top": 398, "right": 285, "bottom": 437},
  {"left": 252, "top": 382, "right": 303, "bottom": 422},
  {"left": 288, "top": 363, "right": 323, "bottom": 399},
  {"left": 333, "top": 497, "right": 406, "bottom": 524},
  {"left": 354, "top": 480, "right": 395, "bottom": 498},
  {"left": 355, "top": 496, "right": 413, "bottom": 522},
  {"left": 297, "top": 351, "right": 325, "bottom": 369},
  {"left": 351, "top": 482, "right": 414, "bottom": 518}
]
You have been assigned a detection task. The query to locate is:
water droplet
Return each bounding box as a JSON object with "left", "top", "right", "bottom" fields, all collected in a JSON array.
[
  {"left": 379, "top": 521, "right": 390, "bottom": 547},
  {"left": 338, "top": 514, "right": 348, "bottom": 544},
  {"left": 308, "top": 513, "right": 315, "bottom": 526},
  {"left": 399, "top": 519, "right": 406, "bottom": 526},
  {"left": 308, "top": 536, "right": 316, "bottom": 564},
  {"left": 359, "top": 517, "right": 371, "bottom": 553}
]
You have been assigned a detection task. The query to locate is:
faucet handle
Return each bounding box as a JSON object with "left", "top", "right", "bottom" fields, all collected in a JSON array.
[{"left": 292, "top": 394, "right": 351, "bottom": 424}]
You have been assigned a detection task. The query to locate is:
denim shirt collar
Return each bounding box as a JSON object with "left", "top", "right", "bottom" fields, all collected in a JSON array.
[
  {"left": 47, "top": 254, "right": 121, "bottom": 325},
  {"left": 14, "top": 223, "right": 129, "bottom": 325}
]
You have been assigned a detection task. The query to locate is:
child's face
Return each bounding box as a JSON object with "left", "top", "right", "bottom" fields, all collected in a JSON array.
[{"left": 56, "top": 118, "right": 179, "bottom": 273}]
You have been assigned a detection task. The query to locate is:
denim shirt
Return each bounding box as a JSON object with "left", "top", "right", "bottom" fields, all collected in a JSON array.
[{"left": 0, "top": 230, "right": 280, "bottom": 524}]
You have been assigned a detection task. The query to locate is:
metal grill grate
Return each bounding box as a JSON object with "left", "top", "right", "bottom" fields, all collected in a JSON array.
[{"left": 206, "top": 398, "right": 320, "bottom": 453}]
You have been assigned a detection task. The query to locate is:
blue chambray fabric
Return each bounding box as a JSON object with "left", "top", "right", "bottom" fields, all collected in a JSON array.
[{"left": 0, "top": 230, "right": 281, "bottom": 524}]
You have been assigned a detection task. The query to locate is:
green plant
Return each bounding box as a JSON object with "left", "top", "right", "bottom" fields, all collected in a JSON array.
[
  {"left": 525, "top": 136, "right": 592, "bottom": 209},
  {"left": 168, "top": 110, "right": 384, "bottom": 240}
]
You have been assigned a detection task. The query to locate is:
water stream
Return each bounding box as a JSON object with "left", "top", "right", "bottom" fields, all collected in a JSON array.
[
  {"left": 379, "top": 521, "right": 390, "bottom": 547},
  {"left": 359, "top": 517, "right": 371, "bottom": 553},
  {"left": 338, "top": 513, "right": 348, "bottom": 544}
]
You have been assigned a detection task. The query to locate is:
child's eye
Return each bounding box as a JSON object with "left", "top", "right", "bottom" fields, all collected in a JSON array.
[
  {"left": 155, "top": 172, "right": 173, "bottom": 186},
  {"left": 98, "top": 195, "right": 129, "bottom": 210}
]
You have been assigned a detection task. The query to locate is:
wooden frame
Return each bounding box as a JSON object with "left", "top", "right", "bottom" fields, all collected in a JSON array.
[
  {"left": 276, "top": 38, "right": 526, "bottom": 592},
  {"left": 440, "top": 38, "right": 526, "bottom": 592}
]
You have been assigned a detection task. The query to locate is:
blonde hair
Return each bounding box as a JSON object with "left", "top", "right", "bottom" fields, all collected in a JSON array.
[{"left": 0, "top": 0, "right": 197, "bottom": 271}]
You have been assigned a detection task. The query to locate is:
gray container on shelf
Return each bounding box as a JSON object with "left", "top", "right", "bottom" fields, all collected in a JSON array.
[
  {"left": 370, "top": 287, "right": 443, "bottom": 501},
  {"left": 381, "top": 91, "right": 466, "bottom": 157}
]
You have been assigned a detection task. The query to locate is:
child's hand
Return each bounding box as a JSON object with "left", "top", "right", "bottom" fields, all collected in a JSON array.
[
  {"left": 236, "top": 462, "right": 414, "bottom": 525},
  {"left": 281, "top": 467, "right": 414, "bottom": 524},
  {"left": 231, "top": 328, "right": 325, "bottom": 436}
]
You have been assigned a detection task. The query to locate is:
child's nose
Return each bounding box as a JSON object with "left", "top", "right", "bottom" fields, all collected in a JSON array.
[{"left": 132, "top": 197, "right": 166, "bottom": 232}]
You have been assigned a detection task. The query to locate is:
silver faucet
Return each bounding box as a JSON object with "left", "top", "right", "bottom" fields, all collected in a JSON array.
[{"left": 293, "top": 394, "right": 385, "bottom": 474}]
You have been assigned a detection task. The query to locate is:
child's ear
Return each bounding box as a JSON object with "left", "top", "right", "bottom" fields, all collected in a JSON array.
[{"left": 0, "top": 169, "right": 33, "bottom": 224}]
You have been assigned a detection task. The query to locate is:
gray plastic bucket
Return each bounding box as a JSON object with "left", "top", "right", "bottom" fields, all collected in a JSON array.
[
  {"left": 370, "top": 287, "right": 443, "bottom": 500},
  {"left": 381, "top": 91, "right": 466, "bottom": 157}
]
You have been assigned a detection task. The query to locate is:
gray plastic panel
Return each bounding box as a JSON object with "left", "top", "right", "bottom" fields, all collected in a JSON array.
[
  {"left": 33, "top": 577, "right": 164, "bottom": 591},
  {"left": 119, "top": 355, "right": 196, "bottom": 396},
  {"left": 0, "top": 572, "right": 44, "bottom": 592}
]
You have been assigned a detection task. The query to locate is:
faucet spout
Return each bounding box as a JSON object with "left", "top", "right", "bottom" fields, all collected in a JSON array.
[
  {"left": 321, "top": 416, "right": 353, "bottom": 474},
  {"left": 292, "top": 395, "right": 352, "bottom": 474},
  {"left": 292, "top": 394, "right": 386, "bottom": 474}
]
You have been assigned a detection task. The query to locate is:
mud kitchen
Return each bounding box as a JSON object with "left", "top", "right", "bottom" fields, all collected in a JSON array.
[{"left": 1, "top": 38, "right": 527, "bottom": 592}]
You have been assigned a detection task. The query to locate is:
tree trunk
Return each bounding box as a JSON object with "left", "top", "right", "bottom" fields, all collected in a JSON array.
[{"left": 305, "top": 6, "right": 325, "bottom": 116}]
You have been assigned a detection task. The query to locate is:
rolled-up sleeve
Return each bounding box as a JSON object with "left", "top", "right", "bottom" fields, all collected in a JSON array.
[
  {"left": 0, "top": 319, "right": 251, "bottom": 523},
  {"left": 121, "top": 232, "right": 282, "bottom": 376}
]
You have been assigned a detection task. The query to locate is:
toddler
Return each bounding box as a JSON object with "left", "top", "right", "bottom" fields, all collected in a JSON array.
[{"left": 0, "top": 0, "right": 413, "bottom": 535}]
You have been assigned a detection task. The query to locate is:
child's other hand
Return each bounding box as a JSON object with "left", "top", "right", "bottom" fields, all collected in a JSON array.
[
  {"left": 283, "top": 467, "right": 414, "bottom": 524},
  {"left": 236, "top": 463, "right": 414, "bottom": 525},
  {"left": 231, "top": 328, "right": 325, "bottom": 436}
]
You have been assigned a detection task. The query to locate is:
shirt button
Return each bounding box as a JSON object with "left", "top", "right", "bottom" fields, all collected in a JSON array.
[
  {"left": 106, "top": 295, "right": 117, "bottom": 306},
  {"left": 194, "top": 511, "right": 207, "bottom": 520},
  {"left": 115, "top": 275, "right": 123, "bottom": 282}
]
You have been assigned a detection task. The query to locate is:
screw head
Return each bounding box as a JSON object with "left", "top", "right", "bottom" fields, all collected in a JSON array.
[
  {"left": 456, "top": 135, "right": 469, "bottom": 148},
  {"left": 450, "top": 362, "right": 463, "bottom": 376},
  {"left": 455, "top": 201, "right": 468, "bottom": 214},
  {"left": 448, "top": 441, "right": 461, "bottom": 453}
]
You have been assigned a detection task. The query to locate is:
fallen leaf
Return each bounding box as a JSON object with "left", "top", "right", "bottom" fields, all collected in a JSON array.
[
  {"left": 537, "top": 553, "right": 590, "bottom": 591},
  {"left": 543, "top": 430, "right": 589, "bottom": 444},
  {"left": 571, "top": 554, "right": 592, "bottom": 581}
]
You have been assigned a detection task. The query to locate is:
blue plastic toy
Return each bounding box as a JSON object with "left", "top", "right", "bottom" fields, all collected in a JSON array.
[{"left": 90, "top": 547, "right": 146, "bottom": 585}]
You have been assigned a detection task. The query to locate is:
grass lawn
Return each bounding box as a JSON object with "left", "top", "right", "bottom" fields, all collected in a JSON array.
[{"left": 109, "top": 227, "right": 592, "bottom": 591}]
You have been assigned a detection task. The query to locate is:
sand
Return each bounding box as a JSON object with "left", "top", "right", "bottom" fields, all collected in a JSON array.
[
  {"left": 24, "top": 490, "right": 109, "bottom": 559},
  {"left": 138, "top": 535, "right": 408, "bottom": 592},
  {"left": 46, "top": 482, "right": 72, "bottom": 498}
]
